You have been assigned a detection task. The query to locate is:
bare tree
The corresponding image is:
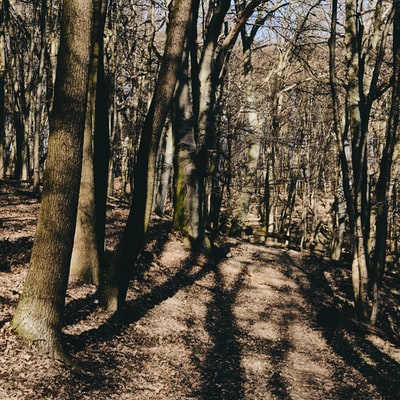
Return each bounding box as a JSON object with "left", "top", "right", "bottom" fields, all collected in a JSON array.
[
  {"left": 336, "top": 0, "right": 393, "bottom": 320},
  {"left": 0, "top": 0, "right": 5, "bottom": 179},
  {"left": 99, "top": 0, "right": 194, "bottom": 311},
  {"left": 70, "top": 0, "right": 109, "bottom": 285},
  {"left": 11, "top": 0, "right": 94, "bottom": 361},
  {"left": 370, "top": 0, "right": 400, "bottom": 324}
]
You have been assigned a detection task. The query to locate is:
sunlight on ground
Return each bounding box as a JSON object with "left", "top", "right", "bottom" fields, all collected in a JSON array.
[{"left": 366, "top": 334, "right": 400, "bottom": 364}]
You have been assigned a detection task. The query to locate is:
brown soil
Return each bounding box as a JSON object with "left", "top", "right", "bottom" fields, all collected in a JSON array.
[{"left": 0, "top": 180, "right": 399, "bottom": 400}]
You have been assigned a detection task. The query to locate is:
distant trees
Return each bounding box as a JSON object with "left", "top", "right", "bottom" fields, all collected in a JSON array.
[
  {"left": 172, "top": 0, "right": 275, "bottom": 249},
  {"left": 225, "top": 0, "right": 334, "bottom": 249},
  {"left": 373, "top": 0, "right": 400, "bottom": 324},
  {"left": 0, "top": 0, "right": 60, "bottom": 184}
]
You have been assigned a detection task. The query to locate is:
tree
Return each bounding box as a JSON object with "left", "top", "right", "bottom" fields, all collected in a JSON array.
[
  {"left": 154, "top": 122, "right": 173, "bottom": 215},
  {"left": 11, "top": 0, "right": 94, "bottom": 361},
  {"left": 70, "top": 0, "right": 109, "bottom": 285},
  {"left": 0, "top": 1, "right": 60, "bottom": 185},
  {"left": 0, "top": 0, "right": 5, "bottom": 180},
  {"left": 104, "top": 0, "right": 162, "bottom": 199},
  {"left": 370, "top": 1, "right": 400, "bottom": 324},
  {"left": 99, "top": 0, "right": 194, "bottom": 312},
  {"left": 229, "top": 1, "right": 278, "bottom": 236},
  {"left": 334, "top": 0, "right": 393, "bottom": 320},
  {"left": 224, "top": 0, "right": 331, "bottom": 249},
  {"left": 172, "top": 0, "right": 270, "bottom": 250},
  {"left": 172, "top": 24, "right": 202, "bottom": 245}
]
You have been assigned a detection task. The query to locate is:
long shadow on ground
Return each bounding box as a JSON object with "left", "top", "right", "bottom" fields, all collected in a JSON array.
[
  {"left": 63, "top": 246, "right": 217, "bottom": 395},
  {"left": 69, "top": 257, "right": 215, "bottom": 349},
  {"left": 285, "top": 253, "right": 400, "bottom": 400},
  {"left": 63, "top": 218, "right": 172, "bottom": 327},
  {"left": 192, "top": 264, "right": 246, "bottom": 400}
]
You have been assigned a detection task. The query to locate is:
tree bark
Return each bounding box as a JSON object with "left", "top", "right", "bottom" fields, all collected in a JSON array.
[
  {"left": 172, "top": 43, "right": 202, "bottom": 245},
  {"left": 70, "top": 0, "right": 108, "bottom": 285},
  {"left": 154, "top": 123, "right": 173, "bottom": 216},
  {"left": 0, "top": 0, "right": 5, "bottom": 180},
  {"left": 344, "top": 0, "right": 369, "bottom": 319},
  {"left": 11, "top": 0, "right": 93, "bottom": 361},
  {"left": 93, "top": 0, "right": 110, "bottom": 283},
  {"left": 328, "top": 0, "right": 347, "bottom": 261}
]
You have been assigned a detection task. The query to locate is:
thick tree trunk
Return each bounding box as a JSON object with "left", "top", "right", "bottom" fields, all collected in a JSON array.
[
  {"left": 344, "top": 0, "right": 370, "bottom": 319},
  {"left": 99, "top": 0, "right": 194, "bottom": 312},
  {"left": 230, "top": 36, "right": 261, "bottom": 236},
  {"left": 172, "top": 48, "right": 202, "bottom": 245},
  {"left": 11, "top": 0, "right": 93, "bottom": 361},
  {"left": 70, "top": 0, "right": 108, "bottom": 285},
  {"left": 69, "top": 98, "right": 100, "bottom": 284}
]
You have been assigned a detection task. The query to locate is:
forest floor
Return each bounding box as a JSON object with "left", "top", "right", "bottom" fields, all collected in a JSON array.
[{"left": 0, "top": 180, "right": 400, "bottom": 400}]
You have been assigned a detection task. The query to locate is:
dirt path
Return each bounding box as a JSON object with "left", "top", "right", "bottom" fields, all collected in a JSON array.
[{"left": 1, "top": 182, "right": 399, "bottom": 399}]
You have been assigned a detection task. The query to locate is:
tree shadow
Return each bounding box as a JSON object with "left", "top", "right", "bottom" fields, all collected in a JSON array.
[
  {"left": 263, "top": 309, "right": 294, "bottom": 399},
  {"left": 62, "top": 242, "right": 217, "bottom": 397},
  {"left": 297, "top": 254, "right": 400, "bottom": 400},
  {"left": 0, "top": 236, "right": 32, "bottom": 271},
  {"left": 0, "top": 295, "right": 18, "bottom": 329},
  {"left": 68, "top": 254, "right": 214, "bottom": 351},
  {"left": 63, "top": 217, "right": 173, "bottom": 327},
  {"left": 191, "top": 264, "right": 246, "bottom": 400},
  {"left": 189, "top": 246, "right": 306, "bottom": 400},
  {"left": 63, "top": 292, "right": 99, "bottom": 328}
]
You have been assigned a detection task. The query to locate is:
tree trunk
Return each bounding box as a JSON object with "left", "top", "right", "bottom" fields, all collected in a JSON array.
[
  {"left": 370, "top": 0, "right": 400, "bottom": 324},
  {"left": 328, "top": 0, "right": 346, "bottom": 261},
  {"left": 93, "top": 0, "right": 110, "bottom": 281},
  {"left": 229, "top": 33, "right": 262, "bottom": 236},
  {"left": 99, "top": 0, "right": 194, "bottom": 312},
  {"left": 0, "top": 0, "right": 5, "bottom": 180},
  {"left": 69, "top": 96, "right": 100, "bottom": 283},
  {"left": 11, "top": 0, "right": 93, "bottom": 361},
  {"left": 172, "top": 45, "right": 202, "bottom": 246},
  {"left": 154, "top": 123, "right": 173, "bottom": 216},
  {"left": 32, "top": 0, "right": 48, "bottom": 195},
  {"left": 70, "top": 0, "right": 108, "bottom": 285},
  {"left": 343, "top": 0, "right": 369, "bottom": 319},
  {"left": 330, "top": 182, "right": 347, "bottom": 260},
  {"left": 197, "top": 1, "right": 261, "bottom": 243},
  {"left": 341, "top": 0, "right": 391, "bottom": 320},
  {"left": 196, "top": 0, "right": 230, "bottom": 246}
]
